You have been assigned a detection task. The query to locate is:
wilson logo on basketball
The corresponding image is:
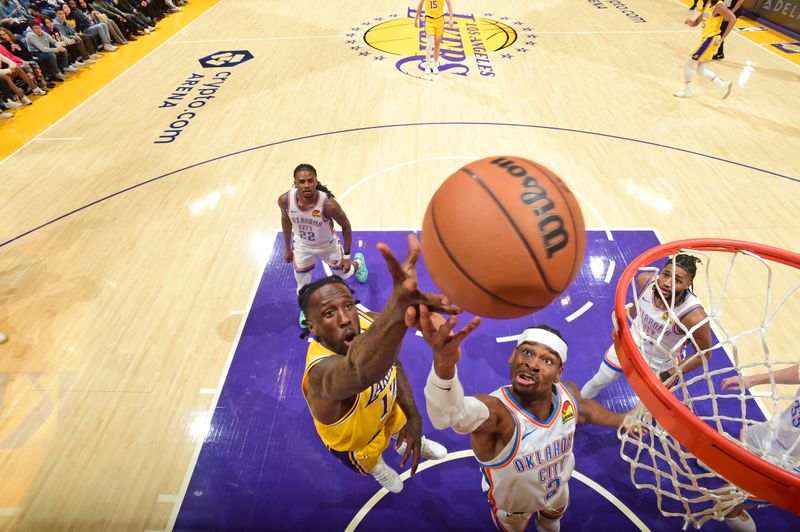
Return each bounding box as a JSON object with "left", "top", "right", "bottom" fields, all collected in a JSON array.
[
  {"left": 490, "top": 157, "right": 569, "bottom": 259},
  {"left": 346, "top": 10, "right": 537, "bottom": 80}
]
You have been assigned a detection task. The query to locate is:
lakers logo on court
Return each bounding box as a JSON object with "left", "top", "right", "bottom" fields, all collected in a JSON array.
[{"left": 345, "top": 10, "right": 537, "bottom": 79}]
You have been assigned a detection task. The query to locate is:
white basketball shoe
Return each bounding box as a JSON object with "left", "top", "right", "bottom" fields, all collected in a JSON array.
[{"left": 371, "top": 457, "right": 403, "bottom": 493}]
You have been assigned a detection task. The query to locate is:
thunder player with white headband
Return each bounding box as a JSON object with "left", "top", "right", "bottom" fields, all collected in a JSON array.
[{"left": 417, "top": 306, "right": 631, "bottom": 532}]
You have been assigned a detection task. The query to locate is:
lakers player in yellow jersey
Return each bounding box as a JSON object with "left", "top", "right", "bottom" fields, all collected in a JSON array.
[
  {"left": 414, "top": 0, "right": 454, "bottom": 74},
  {"left": 300, "top": 235, "right": 457, "bottom": 493},
  {"left": 674, "top": 0, "right": 736, "bottom": 99}
]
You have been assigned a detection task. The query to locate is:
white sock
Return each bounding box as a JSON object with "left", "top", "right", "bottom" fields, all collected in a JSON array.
[
  {"left": 697, "top": 61, "right": 725, "bottom": 86},
  {"left": 724, "top": 512, "right": 757, "bottom": 532},
  {"left": 683, "top": 59, "right": 694, "bottom": 84},
  {"left": 426, "top": 35, "right": 434, "bottom": 65},
  {"left": 294, "top": 270, "right": 312, "bottom": 294},
  {"left": 580, "top": 363, "right": 621, "bottom": 399}
]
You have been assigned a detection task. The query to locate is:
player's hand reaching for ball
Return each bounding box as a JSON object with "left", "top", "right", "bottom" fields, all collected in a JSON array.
[
  {"left": 720, "top": 375, "right": 755, "bottom": 392},
  {"left": 415, "top": 305, "right": 480, "bottom": 378},
  {"left": 377, "top": 234, "right": 462, "bottom": 318}
]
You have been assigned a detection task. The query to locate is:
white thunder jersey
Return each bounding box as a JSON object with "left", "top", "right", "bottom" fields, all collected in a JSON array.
[
  {"left": 632, "top": 273, "right": 704, "bottom": 372},
  {"left": 744, "top": 389, "right": 800, "bottom": 474},
  {"left": 287, "top": 188, "right": 336, "bottom": 248},
  {"left": 479, "top": 383, "right": 579, "bottom": 513}
]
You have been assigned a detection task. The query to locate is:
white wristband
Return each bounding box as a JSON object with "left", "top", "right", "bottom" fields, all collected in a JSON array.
[
  {"left": 343, "top": 253, "right": 351, "bottom": 259},
  {"left": 424, "top": 365, "right": 490, "bottom": 434}
]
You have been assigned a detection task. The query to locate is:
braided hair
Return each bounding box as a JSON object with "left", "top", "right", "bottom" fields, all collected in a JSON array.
[
  {"left": 293, "top": 163, "right": 335, "bottom": 198},
  {"left": 664, "top": 253, "right": 702, "bottom": 291},
  {"left": 297, "top": 275, "right": 355, "bottom": 338}
]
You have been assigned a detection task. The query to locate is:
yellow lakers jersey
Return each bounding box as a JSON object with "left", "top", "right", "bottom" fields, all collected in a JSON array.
[
  {"left": 425, "top": 0, "right": 444, "bottom": 18},
  {"left": 301, "top": 311, "right": 400, "bottom": 451},
  {"left": 700, "top": 3, "right": 724, "bottom": 39}
]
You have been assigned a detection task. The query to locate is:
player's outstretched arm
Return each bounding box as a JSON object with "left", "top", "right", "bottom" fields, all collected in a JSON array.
[
  {"left": 675, "top": 308, "right": 713, "bottom": 375},
  {"left": 278, "top": 193, "right": 293, "bottom": 263},
  {"left": 325, "top": 198, "right": 354, "bottom": 270},
  {"left": 565, "top": 381, "right": 625, "bottom": 428},
  {"left": 317, "top": 235, "right": 461, "bottom": 401},
  {"left": 721, "top": 363, "right": 800, "bottom": 391},
  {"left": 416, "top": 305, "right": 489, "bottom": 434}
]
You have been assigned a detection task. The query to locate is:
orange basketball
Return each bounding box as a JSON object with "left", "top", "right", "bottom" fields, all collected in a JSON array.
[{"left": 421, "top": 156, "right": 586, "bottom": 318}]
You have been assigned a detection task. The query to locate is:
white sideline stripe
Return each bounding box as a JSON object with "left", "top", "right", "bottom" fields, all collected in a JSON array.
[
  {"left": 157, "top": 494, "right": 179, "bottom": 503},
  {"left": 165, "top": 226, "right": 275, "bottom": 531},
  {"left": 496, "top": 334, "right": 519, "bottom": 343},
  {"left": 565, "top": 301, "right": 593, "bottom": 322},
  {"left": 604, "top": 260, "right": 616, "bottom": 284},
  {"left": 535, "top": 29, "right": 692, "bottom": 34},
  {"left": 171, "top": 35, "right": 344, "bottom": 43},
  {"left": 345, "top": 450, "right": 647, "bottom": 531},
  {"left": 199, "top": 388, "right": 216, "bottom": 395}
]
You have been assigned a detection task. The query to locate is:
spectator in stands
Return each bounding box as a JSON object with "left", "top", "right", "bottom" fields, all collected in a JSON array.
[
  {"left": 91, "top": 0, "right": 151, "bottom": 37},
  {"left": 73, "top": 0, "right": 131, "bottom": 44},
  {"left": 64, "top": 3, "right": 121, "bottom": 49},
  {"left": 25, "top": 21, "right": 74, "bottom": 77},
  {"left": 0, "top": 26, "right": 55, "bottom": 87},
  {"left": 0, "top": 42, "right": 48, "bottom": 93},
  {"left": 0, "top": 0, "right": 35, "bottom": 34},
  {"left": 55, "top": 7, "right": 107, "bottom": 56},
  {"left": 0, "top": 63, "right": 34, "bottom": 107},
  {"left": 43, "top": 15, "right": 95, "bottom": 66}
]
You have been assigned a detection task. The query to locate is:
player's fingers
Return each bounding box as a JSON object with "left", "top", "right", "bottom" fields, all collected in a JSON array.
[
  {"left": 409, "top": 441, "right": 421, "bottom": 476},
  {"left": 419, "top": 291, "right": 461, "bottom": 315},
  {"left": 403, "top": 234, "right": 421, "bottom": 268},
  {"left": 400, "top": 437, "right": 413, "bottom": 468},
  {"left": 437, "top": 314, "right": 459, "bottom": 337},
  {"left": 405, "top": 306, "right": 418, "bottom": 328},
  {"left": 377, "top": 242, "right": 405, "bottom": 283},
  {"left": 452, "top": 316, "right": 482, "bottom": 343},
  {"left": 394, "top": 430, "right": 406, "bottom": 450}
]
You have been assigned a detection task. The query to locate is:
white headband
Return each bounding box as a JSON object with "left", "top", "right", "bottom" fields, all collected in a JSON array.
[{"left": 516, "top": 328, "right": 568, "bottom": 364}]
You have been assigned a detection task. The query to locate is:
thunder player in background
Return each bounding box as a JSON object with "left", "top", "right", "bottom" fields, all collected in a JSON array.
[
  {"left": 674, "top": 0, "right": 737, "bottom": 99},
  {"left": 414, "top": 0, "right": 454, "bottom": 74},
  {"left": 278, "top": 163, "right": 367, "bottom": 326},
  {"left": 300, "top": 236, "right": 452, "bottom": 493},
  {"left": 581, "top": 254, "right": 713, "bottom": 400},
  {"left": 716, "top": 363, "right": 800, "bottom": 532},
  {"left": 420, "top": 309, "right": 631, "bottom": 532}
]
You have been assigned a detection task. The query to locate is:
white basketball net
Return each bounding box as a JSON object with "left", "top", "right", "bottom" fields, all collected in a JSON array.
[{"left": 616, "top": 246, "right": 800, "bottom": 529}]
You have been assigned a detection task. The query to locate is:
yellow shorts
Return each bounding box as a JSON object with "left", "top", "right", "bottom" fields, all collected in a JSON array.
[
  {"left": 426, "top": 16, "right": 445, "bottom": 38},
  {"left": 327, "top": 405, "right": 407, "bottom": 474},
  {"left": 691, "top": 35, "right": 721, "bottom": 62}
]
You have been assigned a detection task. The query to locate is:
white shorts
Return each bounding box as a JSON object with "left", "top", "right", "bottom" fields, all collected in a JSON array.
[
  {"left": 604, "top": 341, "right": 684, "bottom": 375},
  {"left": 293, "top": 237, "right": 343, "bottom": 273}
]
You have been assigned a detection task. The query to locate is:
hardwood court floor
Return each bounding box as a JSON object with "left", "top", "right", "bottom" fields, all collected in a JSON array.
[{"left": 0, "top": 0, "right": 798, "bottom": 530}]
